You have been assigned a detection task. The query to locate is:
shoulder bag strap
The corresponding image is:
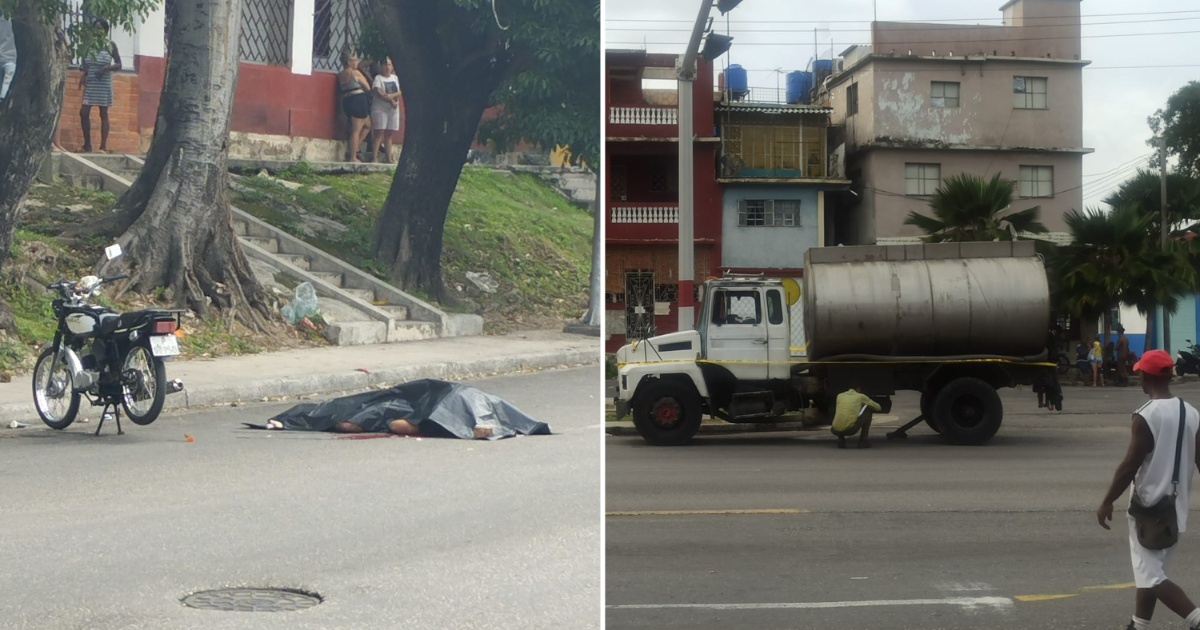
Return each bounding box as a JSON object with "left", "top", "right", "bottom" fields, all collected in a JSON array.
[{"left": 1173, "top": 398, "right": 1186, "bottom": 496}]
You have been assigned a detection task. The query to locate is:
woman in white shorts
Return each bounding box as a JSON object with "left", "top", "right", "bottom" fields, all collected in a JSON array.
[{"left": 370, "top": 57, "right": 402, "bottom": 163}]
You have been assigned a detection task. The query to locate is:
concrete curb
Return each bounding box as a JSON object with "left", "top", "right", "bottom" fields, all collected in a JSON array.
[{"left": 2, "top": 348, "right": 596, "bottom": 426}]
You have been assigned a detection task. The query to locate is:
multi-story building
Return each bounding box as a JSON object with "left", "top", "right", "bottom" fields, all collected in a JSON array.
[
  {"left": 604, "top": 50, "right": 721, "bottom": 352},
  {"left": 825, "top": 0, "right": 1089, "bottom": 245}
]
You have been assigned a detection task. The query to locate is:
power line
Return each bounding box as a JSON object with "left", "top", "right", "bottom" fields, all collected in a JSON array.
[
  {"left": 1083, "top": 153, "right": 1154, "bottom": 179},
  {"left": 605, "top": 29, "right": 1200, "bottom": 48},
  {"left": 605, "top": 9, "right": 1200, "bottom": 25},
  {"left": 607, "top": 16, "right": 1200, "bottom": 33}
]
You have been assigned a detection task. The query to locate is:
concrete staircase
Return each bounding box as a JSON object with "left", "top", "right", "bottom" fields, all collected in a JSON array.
[
  {"left": 507, "top": 165, "right": 596, "bottom": 209},
  {"left": 38, "top": 152, "right": 482, "bottom": 345}
]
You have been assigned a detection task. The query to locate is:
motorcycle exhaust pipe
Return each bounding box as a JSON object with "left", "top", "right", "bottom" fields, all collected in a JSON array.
[{"left": 167, "top": 379, "right": 185, "bottom": 394}]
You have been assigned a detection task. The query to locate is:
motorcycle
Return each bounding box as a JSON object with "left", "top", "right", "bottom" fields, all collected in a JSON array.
[
  {"left": 1176, "top": 339, "right": 1200, "bottom": 377},
  {"left": 31, "top": 245, "right": 185, "bottom": 435}
]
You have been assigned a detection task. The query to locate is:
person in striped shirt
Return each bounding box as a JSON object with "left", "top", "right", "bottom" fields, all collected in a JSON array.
[{"left": 78, "top": 19, "right": 121, "bottom": 153}]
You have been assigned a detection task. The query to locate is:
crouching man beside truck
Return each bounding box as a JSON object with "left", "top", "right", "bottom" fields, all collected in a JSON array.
[
  {"left": 831, "top": 385, "right": 883, "bottom": 449},
  {"left": 613, "top": 241, "right": 1058, "bottom": 447}
]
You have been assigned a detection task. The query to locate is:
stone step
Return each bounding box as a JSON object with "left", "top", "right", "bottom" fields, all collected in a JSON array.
[
  {"left": 277, "top": 253, "right": 310, "bottom": 270},
  {"left": 232, "top": 220, "right": 248, "bottom": 236},
  {"left": 241, "top": 236, "right": 278, "bottom": 253},
  {"left": 342, "top": 287, "right": 375, "bottom": 302},
  {"left": 66, "top": 174, "right": 104, "bottom": 191},
  {"left": 311, "top": 270, "right": 343, "bottom": 286},
  {"left": 324, "top": 320, "right": 388, "bottom": 346},
  {"left": 377, "top": 304, "right": 409, "bottom": 321}
]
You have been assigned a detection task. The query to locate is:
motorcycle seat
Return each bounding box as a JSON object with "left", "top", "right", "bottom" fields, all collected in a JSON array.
[
  {"left": 116, "top": 310, "right": 160, "bottom": 330},
  {"left": 97, "top": 312, "right": 121, "bottom": 336}
]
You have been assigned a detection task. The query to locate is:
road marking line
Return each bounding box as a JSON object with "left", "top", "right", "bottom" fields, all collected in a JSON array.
[
  {"left": 1015, "top": 594, "right": 1076, "bottom": 602},
  {"left": 1016, "top": 582, "right": 1135, "bottom": 602},
  {"left": 608, "top": 596, "right": 1014, "bottom": 611},
  {"left": 606, "top": 509, "right": 806, "bottom": 516},
  {"left": 1081, "top": 582, "right": 1135, "bottom": 591}
]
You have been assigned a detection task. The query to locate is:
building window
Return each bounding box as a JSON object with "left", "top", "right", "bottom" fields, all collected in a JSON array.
[
  {"left": 312, "top": 0, "right": 369, "bottom": 72},
  {"left": 931, "top": 81, "right": 960, "bottom": 108},
  {"left": 1018, "top": 165, "right": 1054, "bottom": 198},
  {"left": 649, "top": 163, "right": 671, "bottom": 192},
  {"left": 846, "top": 83, "right": 859, "bottom": 116},
  {"left": 905, "top": 163, "right": 941, "bottom": 196},
  {"left": 1013, "top": 76, "right": 1047, "bottom": 109},
  {"left": 239, "top": 0, "right": 292, "bottom": 66},
  {"left": 738, "top": 199, "right": 801, "bottom": 227}
]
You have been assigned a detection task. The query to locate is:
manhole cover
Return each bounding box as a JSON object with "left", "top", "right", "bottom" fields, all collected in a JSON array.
[{"left": 181, "top": 588, "right": 322, "bottom": 612}]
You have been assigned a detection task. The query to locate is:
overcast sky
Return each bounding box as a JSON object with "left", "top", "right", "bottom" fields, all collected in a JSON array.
[{"left": 603, "top": 0, "right": 1200, "bottom": 209}]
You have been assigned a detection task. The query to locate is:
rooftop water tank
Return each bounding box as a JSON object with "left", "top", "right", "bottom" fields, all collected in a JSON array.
[
  {"left": 786, "top": 70, "right": 812, "bottom": 104},
  {"left": 726, "top": 64, "right": 748, "bottom": 99}
]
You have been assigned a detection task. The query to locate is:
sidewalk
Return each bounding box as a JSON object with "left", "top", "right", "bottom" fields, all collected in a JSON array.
[{"left": 1, "top": 331, "right": 598, "bottom": 425}]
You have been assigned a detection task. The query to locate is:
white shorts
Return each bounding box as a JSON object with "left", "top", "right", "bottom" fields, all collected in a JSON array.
[
  {"left": 370, "top": 106, "right": 400, "bottom": 131},
  {"left": 1128, "top": 514, "right": 1177, "bottom": 588}
]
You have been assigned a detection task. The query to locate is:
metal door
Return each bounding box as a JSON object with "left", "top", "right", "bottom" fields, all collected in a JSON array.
[{"left": 706, "top": 288, "right": 769, "bottom": 380}]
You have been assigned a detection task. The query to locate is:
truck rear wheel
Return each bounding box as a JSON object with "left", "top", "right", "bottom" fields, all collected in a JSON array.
[
  {"left": 932, "top": 378, "right": 1002, "bottom": 445},
  {"left": 632, "top": 379, "right": 702, "bottom": 446}
]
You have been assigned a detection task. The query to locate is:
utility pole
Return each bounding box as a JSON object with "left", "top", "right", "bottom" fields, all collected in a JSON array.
[
  {"left": 675, "top": 0, "right": 712, "bottom": 331},
  {"left": 1160, "top": 135, "right": 1171, "bottom": 355}
]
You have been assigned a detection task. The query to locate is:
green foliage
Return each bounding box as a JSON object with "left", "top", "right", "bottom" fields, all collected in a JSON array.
[
  {"left": 0, "top": 0, "right": 161, "bottom": 59},
  {"left": 1149, "top": 81, "right": 1200, "bottom": 178},
  {"left": 1050, "top": 205, "right": 1196, "bottom": 322},
  {"left": 476, "top": 0, "right": 601, "bottom": 169},
  {"left": 1102, "top": 169, "right": 1200, "bottom": 229},
  {"left": 904, "top": 172, "right": 1048, "bottom": 242}
]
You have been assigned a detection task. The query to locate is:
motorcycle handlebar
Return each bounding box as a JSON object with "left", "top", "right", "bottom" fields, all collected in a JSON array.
[{"left": 103, "top": 273, "right": 130, "bottom": 282}]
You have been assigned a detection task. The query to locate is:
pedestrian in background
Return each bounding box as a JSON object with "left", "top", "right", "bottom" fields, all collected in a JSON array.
[
  {"left": 1090, "top": 338, "right": 1106, "bottom": 387},
  {"left": 369, "top": 56, "right": 401, "bottom": 163},
  {"left": 0, "top": 16, "right": 17, "bottom": 101},
  {"left": 1117, "top": 325, "right": 1134, "bottom": 386},
  {"left": 1097, "top": 349, "right": 1200, "bottom": 630},
  {"left": 78, "top": 19, "right": 122, "bottom": 153},
  {"left": 337, "top": 49, "right": 371, "bottom": 162}
]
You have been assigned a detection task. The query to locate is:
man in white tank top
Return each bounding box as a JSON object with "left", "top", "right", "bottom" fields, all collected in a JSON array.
[{"left": 1097, "top": 349, "right": 1200, "bottom": 630}]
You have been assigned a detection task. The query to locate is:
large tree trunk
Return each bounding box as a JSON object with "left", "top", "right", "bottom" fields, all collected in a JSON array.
[
  {"left": 368, "top": 0, "right": 508, "bottom": 301},
  {"left": 0, "top": 6, "right": 70, "bottom": 333},
  {"left": 101, "top": 0, "right": 270, "bottom": 330}
]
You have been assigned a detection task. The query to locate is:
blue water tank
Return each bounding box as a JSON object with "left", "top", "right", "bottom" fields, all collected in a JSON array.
[
  {"left": 786, "top": 71, "right": 813, "bottom": 104},
  {"left": 813, "top": 59, "right": 834, "bottom": 76},
  {"left": 726, "top": 64, "right": 748, "bottom": 97}
]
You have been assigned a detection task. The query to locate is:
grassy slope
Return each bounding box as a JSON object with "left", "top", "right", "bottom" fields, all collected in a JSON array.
[{"left": 232, "top": 165, "right": 593, "bottom": 332}]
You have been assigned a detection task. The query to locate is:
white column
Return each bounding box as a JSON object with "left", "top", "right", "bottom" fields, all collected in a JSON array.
[{"left": 291, "top": 0, "right": 315, "bottom": 75}]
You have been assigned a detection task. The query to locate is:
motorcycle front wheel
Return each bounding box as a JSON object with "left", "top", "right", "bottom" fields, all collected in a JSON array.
[
  {"left": 120, "top": 344, "right": 166, "bottom": 425},
  {"left": 32, "top": 346, "right": 81, "bottom": 429}
]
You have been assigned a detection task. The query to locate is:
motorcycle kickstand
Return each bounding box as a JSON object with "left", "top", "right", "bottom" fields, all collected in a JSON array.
[{"left": 94, "top": 403, "right": 124, "bottom": 436}]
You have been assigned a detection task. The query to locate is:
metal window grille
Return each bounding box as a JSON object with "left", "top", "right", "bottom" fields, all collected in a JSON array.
[
  {"left": 625, "top": 271, "right": 656, "bottom": 341},
  {"left": 240, "top": 0, "right": 292, "bottom": 66},
  {"left": 905, "top": 163, "right": 941, "bottom": 196},
  {"left": 1018, "top": 165, "right": 1054, "bottom": 198},
  {"left": 312, "top": 0, "right": 368, "bottom": 71},
  {"left": 611, "top": 165, "right": 628, "bottom": 201},
  {"left": 738, "top": 200, "right": 800, "bottom": 227}
]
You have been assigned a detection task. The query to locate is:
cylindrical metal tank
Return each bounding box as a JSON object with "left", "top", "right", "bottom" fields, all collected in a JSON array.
[
  {"left": 726, "top": 64, "right": 748, "bottom": 96},
  {"left": 785, "top": 71, "right": 812, "bottom": 104},
  {"left": 803, "top": 250, "right": 1050, "bottom": 360}
]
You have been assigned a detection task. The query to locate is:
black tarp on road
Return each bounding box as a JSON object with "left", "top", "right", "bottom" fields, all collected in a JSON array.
[{"left": 265, "top": 379, "right": 552, "bottom": 439}]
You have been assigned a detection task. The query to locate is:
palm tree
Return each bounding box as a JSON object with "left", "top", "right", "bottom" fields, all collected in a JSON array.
[
  {"left": 904, "top": 173, "right": 1049, "bottom": 242},
  {"left": 1050, "top": 205, "right": 1194, "bottom": 339},
  {"left": 1103, "top": 169, "right": 1200, "bottom": 235}
]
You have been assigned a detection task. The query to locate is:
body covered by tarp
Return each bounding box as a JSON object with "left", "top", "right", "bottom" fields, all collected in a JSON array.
[{"left": 269, "top": 379, "right": 551, "bottom": 439}]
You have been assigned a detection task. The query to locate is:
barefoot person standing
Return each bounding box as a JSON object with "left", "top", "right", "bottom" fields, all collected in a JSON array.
[{"left": 79, "top": 19, "right": 121, "bottom": 153}]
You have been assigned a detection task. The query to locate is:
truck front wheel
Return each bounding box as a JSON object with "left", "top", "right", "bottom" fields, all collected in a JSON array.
[
  {"left": 932, "top": 378, "right": 1002, "bottom": 445},
  {"left": 633, "top": 379, "right": 702, "bottom": 446}
]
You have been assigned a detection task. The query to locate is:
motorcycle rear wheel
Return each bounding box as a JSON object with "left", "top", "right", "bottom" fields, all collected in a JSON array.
[
  {"left": 120, "top": 345, "right": 166, "bottom": 425},
  {"left": 32, "top": 347, "right": 81, "bottom": 430}
]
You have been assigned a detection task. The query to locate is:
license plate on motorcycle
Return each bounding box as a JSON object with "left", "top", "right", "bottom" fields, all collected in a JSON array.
[{"left": 150, "top": 334, "right": 180, "bottom": 357}]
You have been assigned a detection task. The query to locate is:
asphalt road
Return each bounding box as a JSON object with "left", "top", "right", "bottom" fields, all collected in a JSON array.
[
  {"left": 606, "top": 381, "right": 1200, "bottom": 630},
  {"left": 0, "top": 367, "right": 601, "bottom": 630}
]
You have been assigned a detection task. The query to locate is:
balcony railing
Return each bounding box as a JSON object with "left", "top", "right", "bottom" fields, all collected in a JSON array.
[
  {"left": 609, "top": 107, "right": 678, "bottom": 126},
  {"left": 610, "top": 205, "right": 679, "bottom": 224}
]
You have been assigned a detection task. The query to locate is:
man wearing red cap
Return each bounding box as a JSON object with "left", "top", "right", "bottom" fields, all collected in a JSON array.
[{"left": 1097, "top": 349, "right": 1200, "bottom": 630}]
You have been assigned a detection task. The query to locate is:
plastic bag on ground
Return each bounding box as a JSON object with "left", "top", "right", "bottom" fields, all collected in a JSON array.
[{"left": 282, "top": 281, "right": 320, "bottom": 325}]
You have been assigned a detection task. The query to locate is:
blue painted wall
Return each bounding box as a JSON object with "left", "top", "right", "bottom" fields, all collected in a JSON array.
[{"left": 720, "top": 185, "right": 821, "bottom": 270}]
